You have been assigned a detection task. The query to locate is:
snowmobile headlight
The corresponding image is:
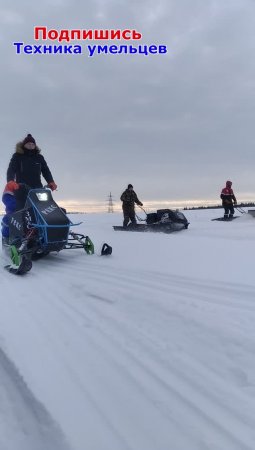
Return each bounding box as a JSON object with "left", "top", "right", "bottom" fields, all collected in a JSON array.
[{"left": 36, "top": 192, "right": 48, "bottom": 201}]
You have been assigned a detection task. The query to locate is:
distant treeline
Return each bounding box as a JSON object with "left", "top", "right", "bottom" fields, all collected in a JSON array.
[
  {"left": 66, "top": 211, "right": 87, "bottom": 214},
  {"left": 184, "top": 202, "right": 255, "bottom": 211}
]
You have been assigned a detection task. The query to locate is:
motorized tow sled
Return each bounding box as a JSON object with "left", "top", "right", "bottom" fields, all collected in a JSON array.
[
  {"left": 113, "top": 209, "right": 189, "bottom": 233},
  {"left": 2, "top": 187, "right": 112, "bottom": 275}
]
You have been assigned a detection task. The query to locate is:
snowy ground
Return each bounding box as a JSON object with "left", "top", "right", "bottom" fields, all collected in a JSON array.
[{"left": 1, "top": 208, "right": 255, "bottom": 450}]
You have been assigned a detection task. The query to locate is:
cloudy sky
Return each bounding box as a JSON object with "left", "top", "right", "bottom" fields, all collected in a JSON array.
[{"left": 1, "top": 0, "right": 255, "bottom": 211}]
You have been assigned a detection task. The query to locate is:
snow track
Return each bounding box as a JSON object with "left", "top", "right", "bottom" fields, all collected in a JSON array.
[
  {"left": 1, "top": 210, "right": 255, "bottom": 449},
  {"left": 0, "top": 345, "right": 70, "bottom": 450}
]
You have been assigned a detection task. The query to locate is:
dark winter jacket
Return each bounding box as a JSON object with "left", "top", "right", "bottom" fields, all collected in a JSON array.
[
  {"left": 120, "top": 189, "right": 143, "bottom": 211},
  {"left": 220, "top": 184, "right": 237, "bottom": 206},
  {"left": 7, "top": 142, "right": 54, "bottom": 189}
]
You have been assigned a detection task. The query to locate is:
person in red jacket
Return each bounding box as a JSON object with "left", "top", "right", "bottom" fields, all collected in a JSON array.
[{"left": 220, "top": 180, "right": 237, "bottom": 219}]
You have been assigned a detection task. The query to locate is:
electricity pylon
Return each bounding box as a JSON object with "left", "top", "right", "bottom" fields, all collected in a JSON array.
[{"left": 107, "top": 192, "right": 114, "bottom": 213}]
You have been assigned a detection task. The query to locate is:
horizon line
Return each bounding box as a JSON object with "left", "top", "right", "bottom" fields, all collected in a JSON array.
[{"left": 1, "top": 196, "right": 254, "bottom": 215}]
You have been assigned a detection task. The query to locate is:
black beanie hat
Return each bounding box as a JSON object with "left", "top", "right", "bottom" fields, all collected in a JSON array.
[
  {"left": 22, "top": 133, "right": 36, "bottom": 146},
  {"left": 128, "top": 184, "right": 133, "bottom": 189}
]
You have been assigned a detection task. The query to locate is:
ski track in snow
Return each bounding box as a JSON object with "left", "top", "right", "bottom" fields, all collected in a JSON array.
[
  {"left": 1, "top": 210, "right": 255, "bottom": 449},
  {"left": 0, "top": 344, "right": 71, "bottom": 450}
]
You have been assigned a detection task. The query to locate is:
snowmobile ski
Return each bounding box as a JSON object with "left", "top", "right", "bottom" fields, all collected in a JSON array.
[
  {"left": 113, "top": 222, "right": 186, "bottom": 233},
  {"left": 4, "top": 245, "right": 32, "bottom": 275},
  {"left": 101, "top": 243, "right": 112, "bottom": 255},
  {"left": 211, "top": 216, "right": 240, "bottom": 222}
]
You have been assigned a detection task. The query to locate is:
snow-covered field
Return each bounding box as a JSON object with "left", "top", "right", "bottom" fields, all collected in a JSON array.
[{"left": 1, "top": 208, "right": 255, "bottom": 450}]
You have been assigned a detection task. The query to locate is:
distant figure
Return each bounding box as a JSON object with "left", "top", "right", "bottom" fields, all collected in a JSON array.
[
  {"left": 120, "top": 184, "right": 143, "bottom": 227},
  {"left": 220, "top": 180, "right": 237, "bottom": 219}
]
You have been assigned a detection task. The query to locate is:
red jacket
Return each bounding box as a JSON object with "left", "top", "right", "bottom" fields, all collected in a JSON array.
[{"left": 220, "top": 183, "right": 237, "bottom": 205}]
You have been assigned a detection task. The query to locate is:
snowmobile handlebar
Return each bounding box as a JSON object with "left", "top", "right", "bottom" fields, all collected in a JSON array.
[
  {"left": 17, "top": 183, "right": 51, "bottom": 190},
  {"left": 137, "top": 204, "right": 147, "bottom": 215},
  {"left": 235, "top": 206, "right": 246, "bottom": 214},
  {"left": 135, "top": 204, "right": 147, "bottom": 222}
]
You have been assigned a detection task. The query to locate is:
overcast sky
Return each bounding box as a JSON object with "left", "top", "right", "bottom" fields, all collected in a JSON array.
[{"left": 1, "top": 0, "right": 255, "bottom": 211}]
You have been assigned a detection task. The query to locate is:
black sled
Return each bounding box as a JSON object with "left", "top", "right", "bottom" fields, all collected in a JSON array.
[{"left": 113, "top": 209, "right": 189, "bottom": 234}]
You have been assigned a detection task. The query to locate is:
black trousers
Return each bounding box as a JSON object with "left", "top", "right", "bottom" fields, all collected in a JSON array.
[
  {"left": 122, "top": 207, "right": 136, "bottom": 227},
  {"left": 223, "top": 204, "right": 234, "bottom": 217}
]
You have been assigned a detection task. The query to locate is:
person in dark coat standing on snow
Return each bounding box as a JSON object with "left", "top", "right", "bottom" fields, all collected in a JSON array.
[
  {"left": 120, "top": 184, "right": 143, "bottom": 227},
  {"left": 220, "top": 180, "right": 237, "bottom": 219},
  {"left": 7, "top": 133, "right": 57, "bottom": 190}
]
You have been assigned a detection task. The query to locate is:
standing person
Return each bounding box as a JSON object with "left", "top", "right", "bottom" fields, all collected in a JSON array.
[
  {"left": 220, "top": 180, "right": 237, "bottom": 219},
  {"left": 120, "top": 184, "right": 143, "bottom": 227},
  {"left": 5, "top": 133, "right": 57, "bottom": 209}
]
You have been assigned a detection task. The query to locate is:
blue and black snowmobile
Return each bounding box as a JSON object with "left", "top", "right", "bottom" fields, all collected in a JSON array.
[
  {"left": 113, "top": 208, "right": 189, "bottom": 233},
  {"left": 2, "top": 186, "right": 111, "bottom": 275}
]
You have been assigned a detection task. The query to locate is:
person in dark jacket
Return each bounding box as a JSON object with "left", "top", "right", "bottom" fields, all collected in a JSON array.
[
  {"left": 120, "top": 184, "right": 143, "bottom": 227},
  {"left": 6, "top": 133, "right": 57, "bottom": 208},
  {"left": 220, "top": 180, "right": 237, "bottom": 219},
  {"left": 2, "top": 134, "right": 57, "bottom": 239}
]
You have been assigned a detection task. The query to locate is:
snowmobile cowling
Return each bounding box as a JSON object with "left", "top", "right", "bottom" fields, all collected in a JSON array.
[{"left": 3, "top": 187, "right": 103, "bottom": 275}]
